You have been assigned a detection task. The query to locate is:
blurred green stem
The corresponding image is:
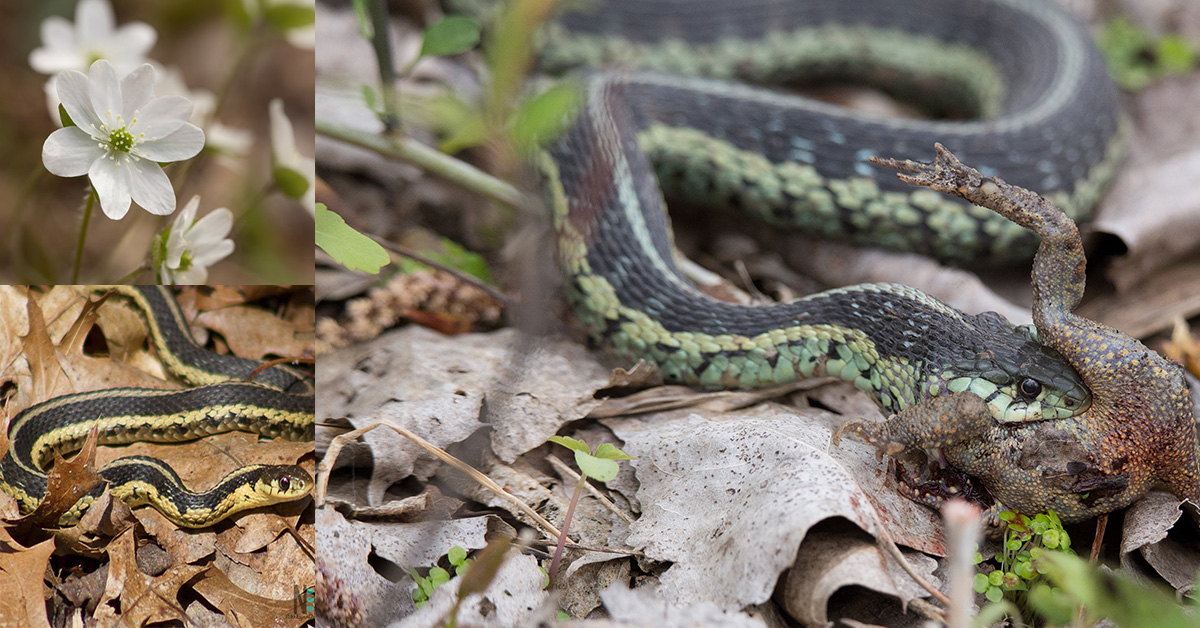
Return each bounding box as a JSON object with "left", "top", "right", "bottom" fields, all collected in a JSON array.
[
  {"left": 72, "top": 189, "right": 95, "bottom": 283},
  {"left": 315, "top": 119, "right": 535, "bottom": 211},
  {"left": 367, "top": 0, "right": 401, "bottom": 132}
]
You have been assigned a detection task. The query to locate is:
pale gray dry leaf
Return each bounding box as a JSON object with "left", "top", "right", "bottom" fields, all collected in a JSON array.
[
  {"left": 1076, "top": 261, "right": 1200, "bottom": 339},
  {"left": 320, "top": 327, "right": 608, "bottom": 504},
  {"left": 317, "top": 327, "right": 481, "bottom": 504},
  {"left": 598, "top": 584, "right": 768, "bottom": 628},
  {"left": 315, "top": 508, "right": 491, "bottom": 625},
  {"left": 606, "top": 405, "right": 945, "bottom": 611},
  {"left": 1092, "top": 147, "right": 1200, "bottom": 296},
  {"left": 781, "top": 525, "right": 939, "bottom": 626},
  {"left": 391, "top": 553, "right": 551, "bottom": 628},
  {"left": 1120, "top": 491, "right": 1200, "bottom": 590},
  {"left": 562, "top": 553, "right": 633, "bottom": 619}
]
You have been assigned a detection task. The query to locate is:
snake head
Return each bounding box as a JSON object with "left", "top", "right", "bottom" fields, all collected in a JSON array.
[
  {"left": 252, "top": 465, "right": 315, "bottom": 502},
  {"left": 957, "top": 312, "right": 1091, "bottom": 423}
]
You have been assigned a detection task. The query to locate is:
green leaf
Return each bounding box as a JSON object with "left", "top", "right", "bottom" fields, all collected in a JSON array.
[
  {"left": 972, "top": 551, "right": 983, "bottom": 565},
  {"left": 1042, "top": 529, "right": 1060, "bottom": 549},
  {"left": 985, "top": 586, "right": 1004, "bottom": 603},
  {"left": 1005, "top": 538, "right": 1022, "bottom": 552},
  {"left": 421, "top": 16, "right": 480, "bottom": 58},
  {"left": 988, "top": 571, "right": 1004, "bottom": 587},
  {"left": 455, "top": 558, "right": 473, "bottom": 576},
  {"left": 315, "top": 203, "right": 391, "bottom": 273},
  {"left": 1157, "top": 36, "right": 1196, "bottom": 72},
  {"left": 448, "top": 546, "right": 468, "bottom": 566},
  {"left": 997, "top": 511, "right": 1016, "bottom": 522},
  {"left": 274, "top": 166, "right": 311, "bottom": 200},
  {"left": 1015, "top": 560, "right": 1037, "bottom": 580},
  {"left": 548, "top": 436, "right": 589, "bottom": 453},
  {"left": 574, "top": 450, "right": 619, "bottom": 482},
  {"left": 592, "top": 443, "right": 635, "bottom": 461},
  {"left": 429, "top": 566, "right": 451, "bottom": 587},
  {"left": 431, "top": 237, "right": 493, "bottom": 283},
  {"left": 511, "top": 82, "right": 579, "bottom": 149},
  {"left": 556, "top": 610, "right": 570, "bottom": 621},
  {"left": 973, "top": 573, "right": 990, "bottom": 593},
  {"left": 264, "top": 4, "right": 315, "bottom": 30}
]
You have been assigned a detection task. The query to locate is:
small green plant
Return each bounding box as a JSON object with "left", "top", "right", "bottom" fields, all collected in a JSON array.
[
  {"left": 1098, "top": 17, "right": 1199, "bottom": 90},
  {"left": 973, "top": 511, "right": 1073, "bottom": 604},
  {"left": 546, "top": 436, "right": 634, "bottom": 588},
  {"left": 409, "top": 545, "right": 476, "bottom": 608}
]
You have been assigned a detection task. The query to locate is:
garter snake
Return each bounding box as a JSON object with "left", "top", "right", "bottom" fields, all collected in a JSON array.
[
  {"left": 528, "top": 0, "right": 1126, "bottom": 422},
  {"left": 0, "top": 286, "right": 315, "bottom": 528}
]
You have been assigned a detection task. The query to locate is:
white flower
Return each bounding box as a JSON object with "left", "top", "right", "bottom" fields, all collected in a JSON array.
[
  {"left": 41, "top": 60, "right": 205, "bottom": 219},
  {"left": 269, "top": 98, "right": 315, "bottom": 215},
  {"left": 29, "top": 0, "right": 156, "bottom": 76},
  {"left": 157, "top": 196, "right": 235, "bottom": 285}
]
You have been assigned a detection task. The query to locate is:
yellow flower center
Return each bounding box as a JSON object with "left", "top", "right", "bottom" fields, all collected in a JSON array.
[{"left": 109, "top": 127, "right": 135, "bottom": 153}]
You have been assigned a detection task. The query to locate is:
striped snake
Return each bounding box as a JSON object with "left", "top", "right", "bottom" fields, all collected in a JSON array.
[
  {"left": 0, "top": 286, "right": 314, "bottom": 528},
  {"left": 536, "top": 0, "right": 1123, "bottom": 427}
]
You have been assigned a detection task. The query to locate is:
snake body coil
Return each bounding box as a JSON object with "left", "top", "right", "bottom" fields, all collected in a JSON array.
[
  {"left": 0, "top": 287, "right": 314, "bottom": 528},
  {"left": 542, "top": 0, "right": 1121, "bottom": 421}
]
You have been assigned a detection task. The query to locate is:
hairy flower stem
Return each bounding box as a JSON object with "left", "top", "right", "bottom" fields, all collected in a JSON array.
[
  {"left": 548, "top": 477, "right": 586, "bottom": 589},
  {"left": 71, "top": 189, "right": 95, "bottom": 283}
]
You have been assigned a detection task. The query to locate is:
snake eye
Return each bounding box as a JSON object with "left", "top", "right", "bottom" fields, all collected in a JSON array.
[
  {"left": 1018, "top": 378, "right": 1042, "bottom": 399},
  {"left": 278, "top": 476, "right": 291, "bottom": 492}
]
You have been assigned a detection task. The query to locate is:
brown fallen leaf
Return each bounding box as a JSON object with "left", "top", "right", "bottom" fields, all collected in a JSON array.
[
  {"left": 21, "top": 428, "right": 103, "bottom": 531},
  {"left": 194, "top": 305, "right": 313, "bottom": 362},
  {"left": 92, "top": 528, "right": 205, "bottom": 626},
  {"left": 192, "top": 566, "right": 312, "bottom": 628},
  {"left": 0, "top": 529, "right": 55, "bottom": 628}
]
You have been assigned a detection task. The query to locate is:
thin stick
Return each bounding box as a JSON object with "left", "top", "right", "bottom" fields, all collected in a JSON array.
[
  {"left": 547, "top": 477, "right": 585, "bottom": 589},
  {"left": 366, "top": 0, "right": 400, "bottom": 132},
  {"left": 316, "top": 420, "right": 561, "bottom": 539}
]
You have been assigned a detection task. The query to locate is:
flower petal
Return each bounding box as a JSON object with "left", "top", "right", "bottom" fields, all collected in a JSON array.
[
  {"left": 130, "top": 95, "right": 193, "bottom": 139},
  {"left": 269, "top": 98, "right": 296, "bottom": 164},
  {"left": 137, "top": 123, "right": 204, "bottom": 162},
  {"left": 127, "top": 161, "right": 175, "bottom": 215},
  {"left": 76, "top": 0, "right": 115, "bottom": 46},
  {"left": 87, "top": 59, "right": 122, "bottom": 127},
  {"left": 175, "top": 264, "right": 209, "bottom": 285},
  {"left": 173, "top": 195, "right": 200, "bottom": 229},
  {"left": 57, "top": 70, "right": 104, "bottom": 135},
  {"left": 89, "top": 156, "right": 133, "bottom": 219},
  {"left": 120, "top": 64, "right": 157, "bottom": 116},
  {"left": 189, "top": 208, "right": 233, "bottom": 247},
  {"left": 192, "top": 238, "right": 234, "bottom": 267},
  {"left": 30, "top": 18, "right": 79, "bottom": 73},
  {"left": 113, "top": 22, "right": 157, "bottom": 58},
  {"left": 43, "top": 127, "right": 105, "bottom": 176}
]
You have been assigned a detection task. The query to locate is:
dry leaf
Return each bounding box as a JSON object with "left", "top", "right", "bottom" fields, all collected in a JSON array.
[
  {"left": 0, "top": 530, "right": 55, "bottom": 628},
  {"left": 192, "top": 566, "right": 311, "bottom": 628},
  {"left": 608, "top": 406, "right": 943, "bottom": 611},
  {"left": 93, "top": 529, "right": 204, "bottom": 626}
]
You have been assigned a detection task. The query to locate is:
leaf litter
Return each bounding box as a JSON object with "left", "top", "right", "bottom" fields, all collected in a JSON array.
[{"left": 0, "top": 286, "right": 315, "bottom": 627}]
